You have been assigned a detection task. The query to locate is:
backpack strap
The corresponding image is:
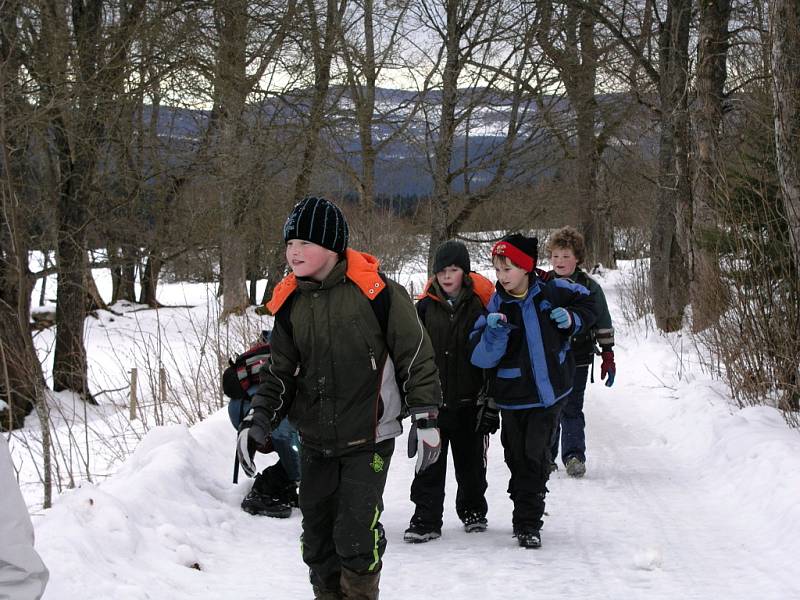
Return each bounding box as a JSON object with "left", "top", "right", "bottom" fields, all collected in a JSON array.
[{"left": 371, "top": 272, "right": 391, "bottom": 338}]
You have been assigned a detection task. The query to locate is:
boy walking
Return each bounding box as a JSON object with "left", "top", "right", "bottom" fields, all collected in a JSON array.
[
  {"left": 470, "top": 234, "right": 597, "bottom": 548},
  {"left": 236, "top": 196, "right": 442, "bottom": 600},
  {"left": 546, "top": 226, "right": 615, "bottom": 478},
  {"left": 404, "top": 240, "right": 495, "bottom": 543}
]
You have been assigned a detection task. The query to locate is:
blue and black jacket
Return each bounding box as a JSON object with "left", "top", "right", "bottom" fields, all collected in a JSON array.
[{"left": 470, "top": 276, "right": 598, "bottom": 410}]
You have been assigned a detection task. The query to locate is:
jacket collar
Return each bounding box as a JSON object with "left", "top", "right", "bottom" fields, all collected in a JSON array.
[
  {"left": 418, "top": 271, "right": 495, "bottom": 309},
  {"left": 266, "top": 248, "right": 386, "bottom": 314}
]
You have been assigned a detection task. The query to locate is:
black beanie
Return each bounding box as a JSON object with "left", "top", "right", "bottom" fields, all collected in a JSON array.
[
  {"left": 433, "top": 240, "right": 471, "bottom": 273},
  {"left": 283, "top": 196, "right": 349, "bottom": 254}
]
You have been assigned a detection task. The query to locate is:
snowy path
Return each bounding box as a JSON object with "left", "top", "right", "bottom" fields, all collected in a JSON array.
[{"left": 32, "top": 270, "right": 800, "bottom": 599}]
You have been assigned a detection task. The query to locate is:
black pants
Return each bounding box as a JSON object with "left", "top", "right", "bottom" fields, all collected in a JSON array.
[
  {"left": 299, "top": 439, "right": 394, "bottom": 593},
  {"left": 500, "top": 403, "right": 562, "bottom": 531},
  {"left": 409, "top": 405, "right": 488, "bottom": 528}
]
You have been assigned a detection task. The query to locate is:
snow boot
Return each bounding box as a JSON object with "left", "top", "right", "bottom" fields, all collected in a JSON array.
[
  {"left": 313, "top": 585, "right": 343, "bottom": 600},
  {"left": 403, "top": 517, "right": 441, "bottom": 543},
  {"left": 241, "top": 471, "right": 295, "bottom": 518},
  {"left": 340, "top": 568, "right": 380, "bottom": 600},
  {"left": 514, "top": 528, "right": 541, "bottom": 549},
  {"left": 565, "top": 456, "right": 586, "bottom": 478},
  {"left": 462, "top": 511, "right": 488, "bottom": 533}
]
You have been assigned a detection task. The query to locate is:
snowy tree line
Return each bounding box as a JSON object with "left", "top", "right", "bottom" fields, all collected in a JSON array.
[{"left": 1, "top": 0, "right": 799, "bottom": 504}]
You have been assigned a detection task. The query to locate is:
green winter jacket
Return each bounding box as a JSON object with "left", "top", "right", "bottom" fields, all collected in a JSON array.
[{"left": 254, "top": 249, "right": 441, "bottom": 455}]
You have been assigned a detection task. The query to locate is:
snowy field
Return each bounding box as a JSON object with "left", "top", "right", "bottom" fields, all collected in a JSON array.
[{"left": 9, "top": 260, "right": 800, "bottom": 599}]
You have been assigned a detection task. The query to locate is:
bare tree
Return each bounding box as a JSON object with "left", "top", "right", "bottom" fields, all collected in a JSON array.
[
  {"left": 537, "top": 0, "right": 617, "bottom": 267},
  {"left": 649, "top": 0, "right": 692, "bottom": 332},
  {"left": 0, "top": 0, "right": 48, "bottom": 431},
  {"left": 690, "top": 0, "right": 731, "bottom": 331}
]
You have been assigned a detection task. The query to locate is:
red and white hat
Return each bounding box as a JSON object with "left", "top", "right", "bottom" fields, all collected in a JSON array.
[{"left": 491, "top": 234, "right": 538, "bottom": 273}]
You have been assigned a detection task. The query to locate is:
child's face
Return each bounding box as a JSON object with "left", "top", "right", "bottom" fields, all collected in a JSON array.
[
  {"left": 286, "top": 239, "right": 339, "bottom": 281},
  {"left": 493, "top": 258, "right": 528, "bottom": 296},
  {"left": 435, "top": 265, "right": 465, "bottom": 297},
  {"left": 550, "top": 246, "right": 578, "bottom": 277}
]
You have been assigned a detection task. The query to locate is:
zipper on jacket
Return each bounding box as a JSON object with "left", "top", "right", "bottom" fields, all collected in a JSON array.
[{"left": 352, "top": 317, "right": 378, "bottom": 371}]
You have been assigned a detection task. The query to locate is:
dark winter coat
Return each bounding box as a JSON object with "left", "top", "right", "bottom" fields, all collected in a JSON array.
[
  {"left": 470, "top": 276, "right": 598, "bottom": 409},
  {"left": 416, "top": 273, "right": 494, "bottom": 408},
  {"left": 253, "top": 249, "right": 441, "bottom": 455},
  {"left": 550, "top": 269, "right": 614, "bottom": 365}
]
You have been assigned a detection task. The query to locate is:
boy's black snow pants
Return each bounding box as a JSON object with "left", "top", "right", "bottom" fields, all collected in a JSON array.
[
  {"left": 299, "top": 439, "right": 394, "bottom": 594},
  {"left": 500, "top": 403, "right": 562, "bottom": 531},
  {"left": 409, "top": 405, "right": 488, "bottom": 528}
]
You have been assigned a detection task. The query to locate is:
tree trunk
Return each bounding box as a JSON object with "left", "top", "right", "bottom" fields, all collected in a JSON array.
[
  {"left": 294, "top": 0, "right": 344, "bottom": 201},
  {"left": 261, "top": 245, "right": 288, "bottom": 305},
  {"left": 215, "top": 0, "right": 250, "bottom": 315},
  {"left": 650, "top": 0, "right": 692, "bottom": 332},
  {"left": 690, "top": 0, "right": 731, "bottom": 332},
  {"left": 428, "top": 5, "right": 462, "bottom": 273},
  {"left": 52, "top": 119, "right": 93, "bottom": 400},
  {"left": 139, "top": 251, "right": 163, "bottom": 307},
  {"left": 770, "top": 0, "right": 800, "bottom": 266},
  {"left": 111, "top": 246, "right": 138, "bottom": 303}
]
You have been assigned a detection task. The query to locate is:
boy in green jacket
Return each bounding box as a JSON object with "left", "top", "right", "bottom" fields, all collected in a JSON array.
[
  {"left": 546, "top": 226, "right": 616, "bottom": 478},
  {"left": 236, "top": 196, "right": 442, "bottom": 600}
]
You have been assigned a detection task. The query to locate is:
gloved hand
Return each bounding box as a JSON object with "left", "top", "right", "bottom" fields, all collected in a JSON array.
[
  {"left": 486, "top": 313, "right": 507, "bottom": 329},
  {"left": 475, "top": 397, "right": 500, "bottom": 435},
  {"left": 236, "top": 406, "right": 275, "bottom": 478},
  {"left": 407, "top": 410, "right": 441, "bottom": 473},
  {"left": 550, "top": 307, "right": 572, "bottom": 329},
  {"left": 600, "top": 351, "right": 616, "bottom": 387}
]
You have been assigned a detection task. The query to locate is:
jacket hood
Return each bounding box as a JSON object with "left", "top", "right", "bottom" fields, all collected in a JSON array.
[
  {"left": 266, "top": 249, "right": 386, "bottom": 315},
  {"left": 418, "top": 271, "right": 494, "bottom": 308}
]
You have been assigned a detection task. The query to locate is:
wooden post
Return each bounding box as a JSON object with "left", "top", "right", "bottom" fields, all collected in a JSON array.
[
  {"left": 159, "top": 367, "right": 166, "bottom": 424},
  {"left": 129, "top": 368, "right": 138, "bottom": 421}
]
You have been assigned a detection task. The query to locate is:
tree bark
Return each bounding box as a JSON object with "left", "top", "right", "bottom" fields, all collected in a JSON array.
[
  {"left": 770, "top": 0, "right": 800, "bottom": 266},
  {"left": 139, "top": 251, "right": 164, "bottom": 307},
  {"left": 650, "top": 0, "right": 691, "bottom": 332}
]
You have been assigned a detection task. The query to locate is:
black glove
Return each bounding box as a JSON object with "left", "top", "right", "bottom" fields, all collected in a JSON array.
[
  {"left": 475, "top": 397, "right": 500, "bottom": 435},
  {"left": 236, "top": 406, "right": 275, "bottom": 478}
]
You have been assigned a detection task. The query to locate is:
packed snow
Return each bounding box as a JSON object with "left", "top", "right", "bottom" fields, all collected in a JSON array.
[{"left": 9, "top": 261, "right": 800, "bottom": 599}]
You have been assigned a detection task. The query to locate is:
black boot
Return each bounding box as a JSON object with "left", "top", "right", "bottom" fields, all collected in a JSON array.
[
  {"left": 241, "top": 467, "right": 294, "bottom": 518},
  {"left": 340, "top": 568, "right": 380, "bottom": 600},
  {"left": 313, "top": 585, "right": 343, "bottom": 599}
]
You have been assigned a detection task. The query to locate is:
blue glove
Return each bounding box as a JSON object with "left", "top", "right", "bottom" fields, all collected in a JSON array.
[
  {"left": 486, "top": 313, "right": 507, "bottom": 329},
  {"left": 550, "top": 307, "right": 572, "bottom": 329}
]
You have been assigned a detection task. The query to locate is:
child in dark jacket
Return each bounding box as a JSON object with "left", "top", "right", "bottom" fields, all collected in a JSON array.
[
  {"left": 546, "top": 226, "right": 615, "bottom": 478},
  {"left": 404, "top": 240, "right": 495, "bottom": 543},
  {"left": 470, "top": 233, "right": 598, "bottom": 548},
  {"left": 236, "top": 197, "right": 442, "bottom": 600}
]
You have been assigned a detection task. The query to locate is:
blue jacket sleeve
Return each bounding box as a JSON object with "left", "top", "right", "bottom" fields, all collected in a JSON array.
[{"left": 469, "top": 295, "right": 510, "bottom": 368}]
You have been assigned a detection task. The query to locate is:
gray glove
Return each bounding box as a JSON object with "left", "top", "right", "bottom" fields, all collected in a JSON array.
[
  {"left": 236, "top": 406, "right": 275, "bottom": 478},
  {"left": 407, "top": 410, "right": 441, "bottom": 473}
]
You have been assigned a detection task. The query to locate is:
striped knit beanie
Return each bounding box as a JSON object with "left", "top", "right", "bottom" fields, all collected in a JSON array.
[{"left": 283, "top": 196, "right": 349, "bottom": 254}]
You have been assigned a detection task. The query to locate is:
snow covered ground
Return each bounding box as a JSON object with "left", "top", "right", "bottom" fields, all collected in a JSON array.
[{"left": 10, "top": 261, "right": 800, "bottom": 599}]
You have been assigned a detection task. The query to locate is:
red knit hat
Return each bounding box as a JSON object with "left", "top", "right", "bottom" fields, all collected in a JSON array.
[{"left": 491, "top": 234, "right": 538, "bottom": 273}]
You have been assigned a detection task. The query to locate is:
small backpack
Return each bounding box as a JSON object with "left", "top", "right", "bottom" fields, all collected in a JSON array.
[{"left": 222, "top": 330, "right": 271, "bottom": 429}]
